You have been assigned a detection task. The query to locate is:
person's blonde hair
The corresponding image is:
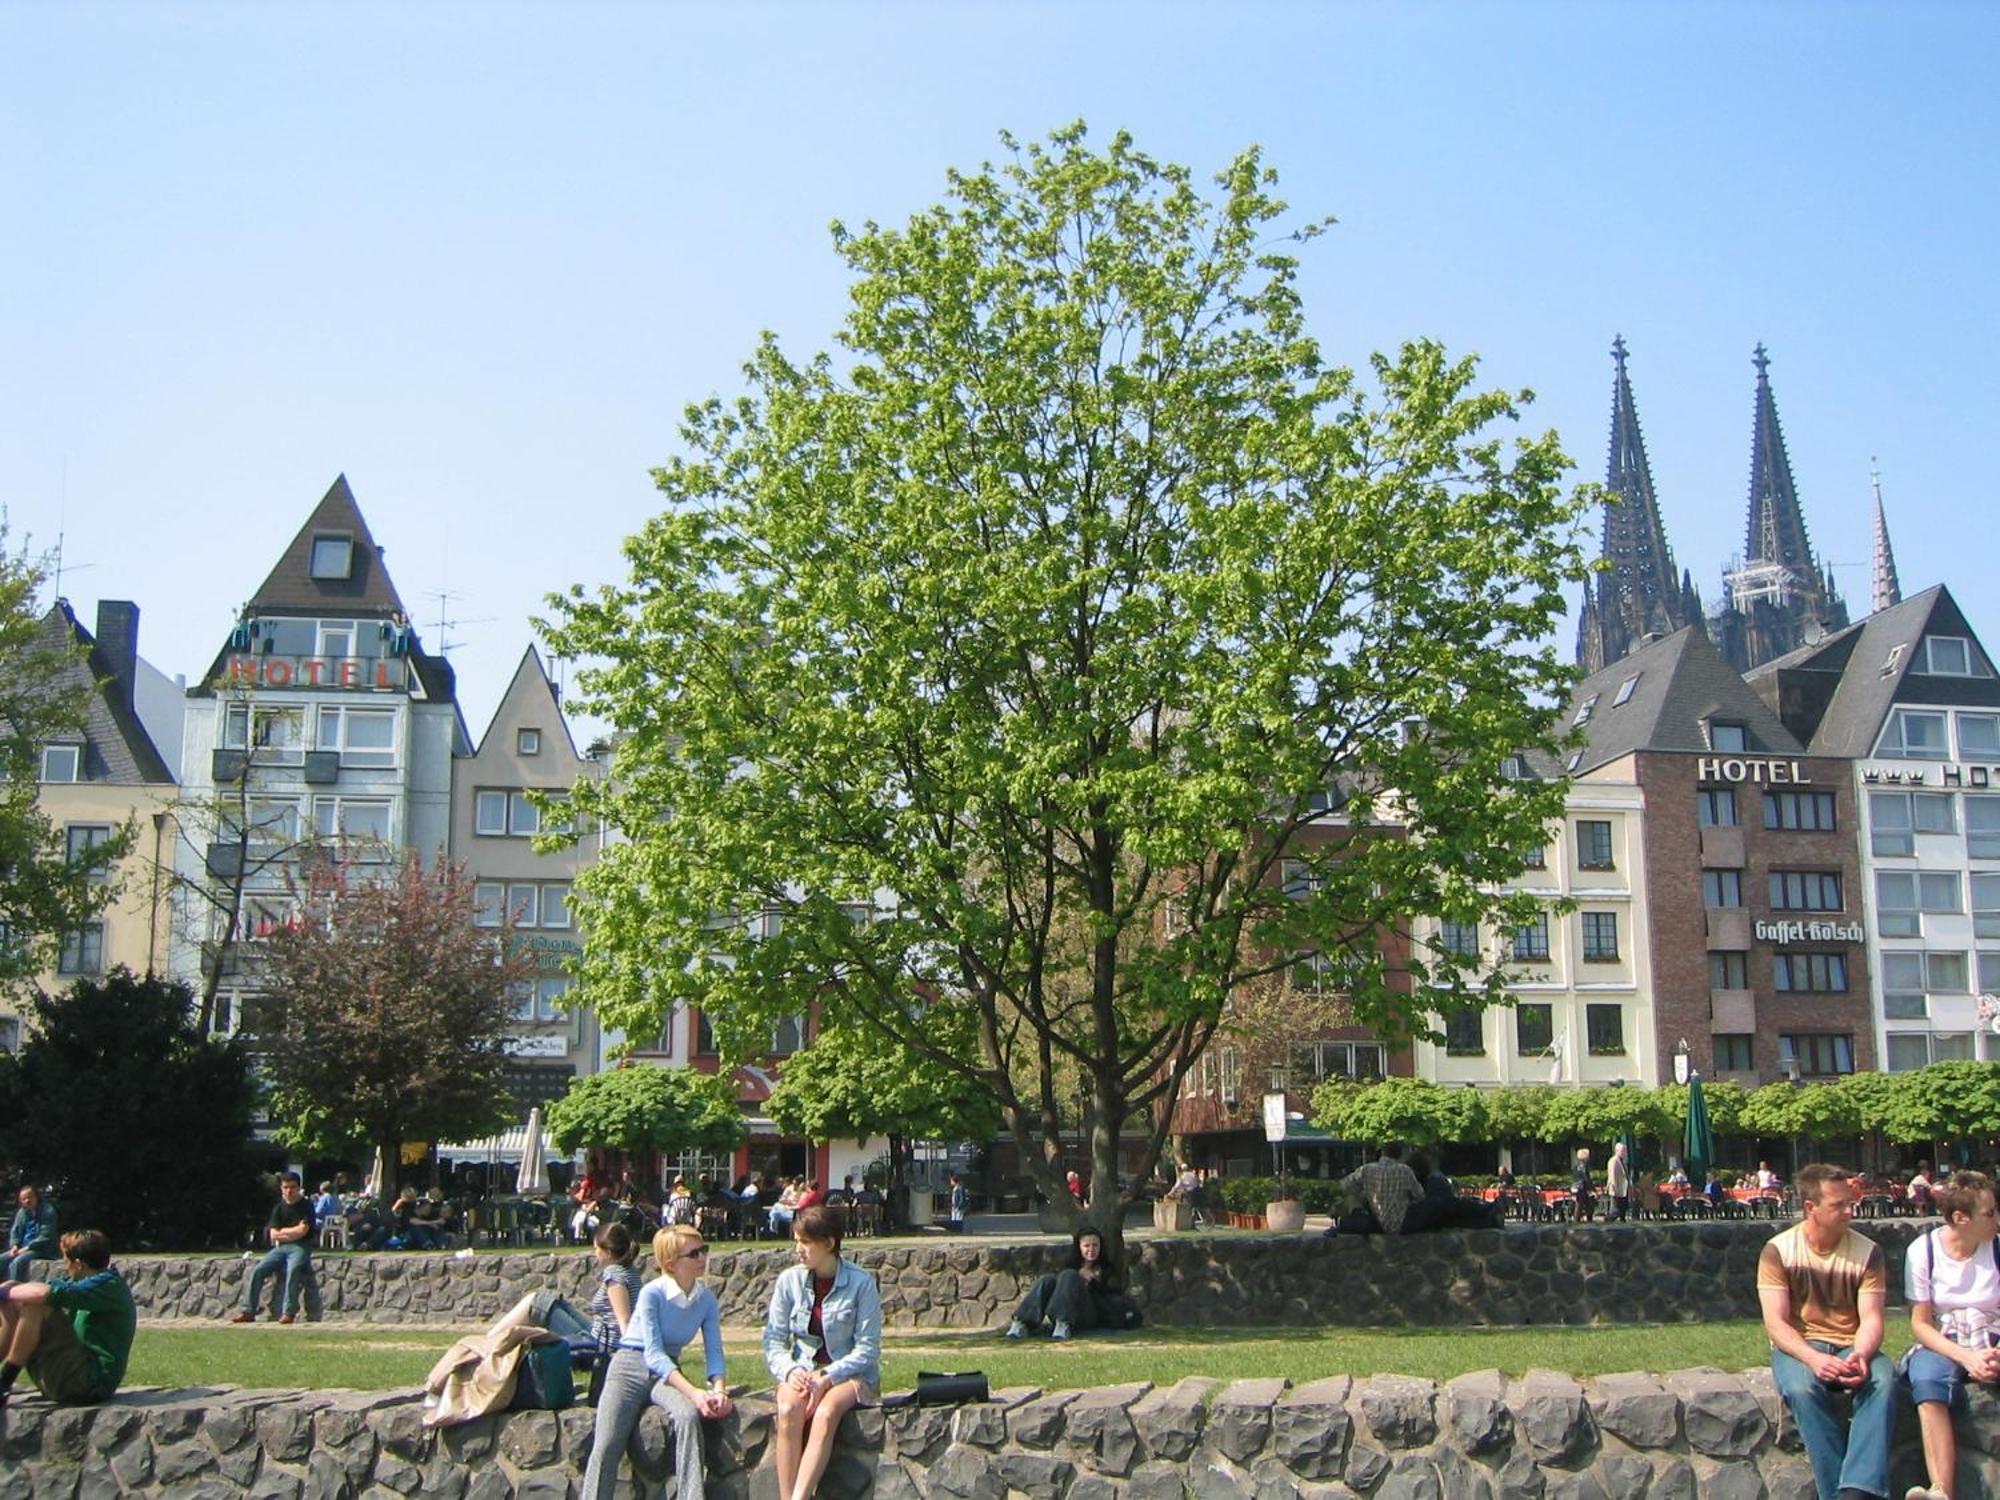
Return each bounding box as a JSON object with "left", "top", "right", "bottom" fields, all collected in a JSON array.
[{"left": 654, "top": 1223, "right": 705, "bottom": 1272}]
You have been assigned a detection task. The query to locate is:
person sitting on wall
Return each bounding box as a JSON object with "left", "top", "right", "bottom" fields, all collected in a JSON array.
[
  {"left": 231, "top": 1172, "right": 316, "bottom": 1324},
  {"left": 1005, "top": 1224, "right": 1142, "bottom": 1340},
  {"left": 0, "top": 1229, "right": 137, "bottom": 1409},
  {"left": 7, "top": 1185, "right": 58, "bottom": 1284},
  {"left": 1402, "top": 1154, "right": 1503, "bottom": 1234},
  {"left": 403, "top": 1188, "right": 445, "bottom": 1251},
  {"left": 1331, "top": 1143, "right": 1422, "bottom": 1236},
  {"left": 1903, "top": 1169, "right": 2000, "bottom": 1500}
]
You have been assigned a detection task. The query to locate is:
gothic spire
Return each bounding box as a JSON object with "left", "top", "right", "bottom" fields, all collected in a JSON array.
[
  {"left": 1577, "top": 335, "right": 1691, "bottom": 670},
  {"left": 1743, "top": 344, "right": 1819, "bottom": 575},
  {"left": 1870, "top": 461, "right": 1902, "bottom": 613}
]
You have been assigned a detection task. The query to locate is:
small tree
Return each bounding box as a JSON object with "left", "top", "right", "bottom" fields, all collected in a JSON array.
[
  {"left": 0, "top": 969, "right": 262, "bottom": 1247},
  {"left": 546, "top": 1065, "right": 745, "bottom": 1187},
  {"left": 1883, "top": 1061, "right": 2000, "bottom": 1147},
  {"left": 252, "top": 852, "right": 536, "bottom": 1187},
  {"left": 767, "top": 1017, "right": 1000, "bottom": 1221},
  {"left": 1540, "top": 1084, "right": 1668, "bottom": 1150},
  {"left": 1314, "top": 1076, "right": 1486, "bottom": 1148}
]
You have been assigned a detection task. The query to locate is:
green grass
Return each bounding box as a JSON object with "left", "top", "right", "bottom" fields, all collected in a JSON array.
[{"left": 124, "top": 1319, "right": 1921, "bottom": 1396}]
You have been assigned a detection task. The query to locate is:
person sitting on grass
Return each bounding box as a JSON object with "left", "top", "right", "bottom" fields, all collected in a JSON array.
[
  {"left": 1903, "top": 1170, "right": 2000, "bottom": 1500},
  {"left": 579, "top": 1224, "right": 732, "bottom": 1500},
  {"left": 765, "top": 1205, "right": 882, "bottom": 1500},
  {"left": 0, "top": 1229, "right": 137, "bottom": 1409},
  {"left": 7, "top": 1184, "right": 57, "bottom": 1283},
  {"left": 231, "top": 1171, "right": 316, "bottom": 1323},
  {"left": 1005, "top": 1224, "right": 1142, "bottom": 1341}
]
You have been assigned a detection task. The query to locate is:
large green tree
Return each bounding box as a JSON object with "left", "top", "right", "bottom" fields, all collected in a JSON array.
[
  {"left": 0, "top": 970, "right": 263, "bottom": 1247},
  {"left": 251, "top": 852, "right": 537, "bottom": 1186},
  {"left": 1312, "top": 1076, "right": 1486, "bottom": 1147},
  {"left": 546, "top": 1064, "right": 745, "bottom": 1168},
  {"left": 546, "top": 125, "right": 1590, "bottom": 1236}
]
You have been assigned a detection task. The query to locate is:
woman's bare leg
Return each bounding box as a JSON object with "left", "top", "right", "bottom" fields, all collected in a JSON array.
[
  {"left": 789, "top": 1380, "right": 862, "bottom": 1500},
  {"left": 1916, "top": 1399, "right": 1957, "bottom": 1498},
  {"left": 774, "top": 1378, "right": 813, "bottom": 1500}
]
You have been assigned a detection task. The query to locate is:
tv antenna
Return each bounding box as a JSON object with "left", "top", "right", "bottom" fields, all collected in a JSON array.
[{"left": 423, "top": 587, "right": 495, "bottom": 656}]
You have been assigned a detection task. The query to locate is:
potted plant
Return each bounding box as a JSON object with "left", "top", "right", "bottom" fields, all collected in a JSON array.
[{"left": 1265, "top": 1180, "right": 1306, "bottom": 1233}]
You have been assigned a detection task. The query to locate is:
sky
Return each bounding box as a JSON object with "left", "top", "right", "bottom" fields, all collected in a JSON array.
[{"left": 3, "top": 2, "right": 1996, "bottom": 744}]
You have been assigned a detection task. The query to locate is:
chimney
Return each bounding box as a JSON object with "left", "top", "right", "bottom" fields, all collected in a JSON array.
[{"left": 94, "top": 601, "right": 140, "bottom": 711}]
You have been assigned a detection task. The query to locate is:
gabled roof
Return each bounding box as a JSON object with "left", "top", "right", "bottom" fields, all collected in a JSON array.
[
  {"left": 1748, "top": 584, "right": 2000, "bottom": 757},
  {"left": 469, "top": 645, "right": 585, "bottom": 763},
  {"left": 38, "top": 602, "right": 174, "bottom": 785},
  {"left": 1563, "top": 625, "right": 1800, "bottom": 776},
  {"left": 246, "top": 474, "right": 409, "bottom": 618}
]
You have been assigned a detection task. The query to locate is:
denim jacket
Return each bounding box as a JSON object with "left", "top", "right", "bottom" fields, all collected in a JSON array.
[
  {"left": 9, "top": 1201, "right": 57, "bottom": 1257},
  {"left": 762, "top": 1258, "right": 882, "bottom": 1388}
]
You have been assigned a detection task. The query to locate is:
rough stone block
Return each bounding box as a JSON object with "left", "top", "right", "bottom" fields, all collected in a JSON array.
[
  {"left": 930, "top": 1441, "right": 1007, "bottom": 1500},
  {"left": 1357, "top": 1375, "right": 1437, "bottom": 1449},
  {"left": 994, "top": 1449, "right": 1078, "bottom": 1498},
  {"left": 1273, "top": 1376, "right": 1352, "bottom": 1480},
  {"left": 1663, "top": 1373, "right": 1767, "bottom": 1460},
  {"left": 1585, "top": 1373, "right": 1679, "bottom": 1451},
  {"left": 1444, "top": 1369, "right": 1512, "bottom": 1455},
  {"left": 1208, "top": 1378, "right": 1286, "bottom": 1464},
  {"left": 1510, "top": 1370, "right": 1592, "bottom": 1466},
  {"left": 1009, "top": 1391, "right": 1081, "bottom": 1450},
  {"left": 1130, "top": 1377, "right": 1216, "bottom": 1464},
  {"left": 1061, "top": 1383, "right": 1148, "bottom": 1476},
  {"left": 1375, "top": 1452, "right": 1441, "bottom": 1500}
]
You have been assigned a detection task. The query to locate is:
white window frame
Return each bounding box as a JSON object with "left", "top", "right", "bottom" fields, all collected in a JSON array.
[
  {"left": 39, "top": 743, "right": 81, "bottom": 783},
  {"left": 318, "top": 705, "right": 397, "bottom": 767},
  {"left": 1919, "top": 636, "right": 1974, "bottom": 676},
  {"left": 1959, "top": 713, "right": 2000, "bottom": 758},
  {"left": 222, "top": 703, "right": 305, "bottom": 764},
  {"left": 517, "top": 728, "right": 541, "bottom": 756},
  {"left": 311, "top": 795, "right": 393, "bottom": 849},
  {"left": 475, "top": 790, "right": 509, "bottom": 836},
  {"left": 58, "top": 922, "right": 105, "bottom": 975},
  {"left": 317, "top": 619, "right": 357, "bottom": 658},
  {"left": 1878, "top": 708, "right": 1950, "bottom": 759},
  {"left": 1967, "top": 798, "right": 2000, "bottom": 859}
]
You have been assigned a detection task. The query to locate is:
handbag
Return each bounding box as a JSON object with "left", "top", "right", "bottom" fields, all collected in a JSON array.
[
  {"left": 883, "top": 1370, "right": 989, "bottom": 1407},
  {"left": 510, "top": 1333, "right": 577, "bottom": 1411}
]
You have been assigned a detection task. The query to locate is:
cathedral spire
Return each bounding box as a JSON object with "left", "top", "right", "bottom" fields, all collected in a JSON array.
[
  {"left": 1870, "top": 461, "right": 1902, "bottom": 613},
  {"left": 1742, "top": 344, "right": 1818, "bottom": 575},
  {"left": 1577, "top": 335, "right": 1691, "bottom": 671}
]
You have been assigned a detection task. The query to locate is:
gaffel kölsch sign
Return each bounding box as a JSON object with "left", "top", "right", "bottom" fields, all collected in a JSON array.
[{"left": 1754, "top": 919, "right": 1863, "bottom": 945}]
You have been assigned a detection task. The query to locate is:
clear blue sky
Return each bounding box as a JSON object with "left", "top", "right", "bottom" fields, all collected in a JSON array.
[{"left": 4, "top": 2, "right": 1994, "bottom": 739}]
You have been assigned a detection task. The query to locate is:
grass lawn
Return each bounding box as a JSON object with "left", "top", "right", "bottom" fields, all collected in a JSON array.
[{"left": 124, "top": 1319, "right": 1920, "bottom": 1396}]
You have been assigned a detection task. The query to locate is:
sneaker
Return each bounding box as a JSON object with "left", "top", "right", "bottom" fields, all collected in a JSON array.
[
  {"left": 1904, "top": 1488, "right": 1948, "bottom": 1500},
  {"left": 230, "top": 1311, "right": 254, "bottom": 1324},
  {"left": 1051, "top": 1320, "right": 1072, "bottom": 1342},
  {"left": 1005, "top": 1320, "right": 1026, "bottom": 1340},
  {"left": 277, "top": 1314, "right": 296, "bottom": 1326}
]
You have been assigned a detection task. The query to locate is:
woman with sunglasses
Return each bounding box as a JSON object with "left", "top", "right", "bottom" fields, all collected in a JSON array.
[
  {"left": 764, "top": 1204, "right": 882, "bottom": 1500},
  {"left": 580, "top": 1225, "right": 732, "bottom": 1500}
]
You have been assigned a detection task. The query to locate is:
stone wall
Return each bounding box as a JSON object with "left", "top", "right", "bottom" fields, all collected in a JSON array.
[
  {"left": 4, "top": 1366, "right": 1997, "bottom": 1500},
  {"left": 120, "top": 1219, "right": 1931, "bottom": 1331}
]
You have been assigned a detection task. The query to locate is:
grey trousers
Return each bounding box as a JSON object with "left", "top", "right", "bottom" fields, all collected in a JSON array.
[{"left": 580, "top": 1347, "right": 706, "bottom": 1500}]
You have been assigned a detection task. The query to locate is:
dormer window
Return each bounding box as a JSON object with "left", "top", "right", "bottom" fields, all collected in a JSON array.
[
  {"left": 1918, "top": 636, "right": 1975, "bottom": 676},
  {"left": 309, "top": 534, "right": 354, "bottom": 580},
  {"left": 1573, "top": 695, "right": 1599, "bottom": 727},
  {"left": 40, "top": 744, "right": 80, "bottom": 783},
  {"left": 1613, "top": 675, "right": 1640, "bottom": 707},
  {"left": 1708, "top": 721, "right": 1748, "bottom": 752}
]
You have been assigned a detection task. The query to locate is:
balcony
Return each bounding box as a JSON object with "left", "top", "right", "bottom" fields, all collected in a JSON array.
[
  {"left": 1709, "top": 989, "right": 1756, "bottom": 1032},
  {"left": 1704, "top": 908, "right": 1751, "bottom": 948},
  {"left": 1699, "top": 826, "right": 1745, "bottom": 869}
]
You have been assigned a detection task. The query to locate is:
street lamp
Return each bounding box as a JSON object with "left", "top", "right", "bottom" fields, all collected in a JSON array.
[{"left": 1673, "top": 1037, "right": 1691, "bottom": 1087}]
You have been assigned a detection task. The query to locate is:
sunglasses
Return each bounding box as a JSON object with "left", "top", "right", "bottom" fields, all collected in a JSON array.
[{"left": 680, "top": 1245, "right": 709, "bottom": 1260}]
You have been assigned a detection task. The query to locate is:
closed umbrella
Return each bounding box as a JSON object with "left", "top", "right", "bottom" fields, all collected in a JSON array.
[
  {"left": 368, "top": 1144, "right": 390, "bottom": 1200},
  {"left": 516, "top": 1106, "right": 549, "bottom": 1198},
  {"left": 1682, "top": 1074, "right": 1715, "bottom": 1182}
]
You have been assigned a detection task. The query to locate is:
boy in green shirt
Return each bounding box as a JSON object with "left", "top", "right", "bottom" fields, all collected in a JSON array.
[{"left": 0, "top": 1228, "right": 137, "bottom": 1407}]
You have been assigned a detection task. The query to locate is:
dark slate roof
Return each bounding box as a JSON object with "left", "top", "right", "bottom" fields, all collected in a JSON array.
[
  {"left": 1562, "top": 625, "right": 1800, "bottom": 776},
  {"left": 1747, "top": 584, "right": 2000, "bottom": 756},
  {"left": 39, "top": 602, "right": 174, "bottom": 785},
  {"left": 246, "top": 474, "right": 408, "bottom": 617}
]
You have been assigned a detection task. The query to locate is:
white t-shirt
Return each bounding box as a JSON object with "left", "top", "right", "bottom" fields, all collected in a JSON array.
[{"left": 1906, "top": 1226, "right": 2000, "bottom": 1348}]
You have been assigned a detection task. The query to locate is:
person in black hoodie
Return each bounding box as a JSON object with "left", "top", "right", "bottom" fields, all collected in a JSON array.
[{"left": 1004, "top": 1225, "right": 1142, "bottom": 1341}]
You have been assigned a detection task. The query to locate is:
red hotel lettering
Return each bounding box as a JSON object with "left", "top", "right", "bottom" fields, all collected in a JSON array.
[
  {"left": 340, "top": 660, "right": 359, "bottom": 688},
  {"left": 264, "top": 658, "right": 292, "bottom": 686}
]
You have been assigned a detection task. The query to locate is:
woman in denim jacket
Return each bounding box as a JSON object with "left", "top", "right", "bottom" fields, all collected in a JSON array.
[{"left": 763, "top": 1205, "right": 882, "bottom": 1500}]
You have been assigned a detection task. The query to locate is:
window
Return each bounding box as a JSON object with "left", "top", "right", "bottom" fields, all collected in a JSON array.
[
  {"left": 1702, "top": 869, "right": 1744, "bottom": 908},
  {"left": 1697, "top": 789, "right": 1738, "bottom": 828},
  {"left": 1511, "top": 913, "right": 1550, "bottom": 961},
  {"left": 1878, "top": 708, "right": 1949, "bottom": 759},
  {"left": 65, "top": 824, "right": 113, "bottom": 879},
  {"left": 1918, "top": 636, "right": 1974, "bottom": 676},
  {"left": 1709, "top": 951, "right": 1749, "bottom": 989},
  {"left": 1580, "top": 911, "right": 1620, "bottom": 962},
  {"left": 1882, "top": 954, "right": 1928, "bottom": 1019},
  {"left": 1869, "top": 791, "right": 1954, "bottom": 855},
  {"left": 58, "top": 923, "right": 104, "bottom": 975},
  {"left": 1281, "top": 859, "right": 1320, "bottom": 900},
  {"left": 1982, "top": 950, "right": 2000, "bottom": 994},
  {"left": 1289, "top": 950, "right": 1335, "bottom": 994},
  {"left": 309, "top": 534, "right": 354, "bottom": 579},
  {"left": 0, "top": 1016, "right": 18, "bottom": 1054},
  {"left": 1886, "top": 1034, "right": 1931, "bottom": 1072},
  {"left": 39, "top": 744, "right": 80, "bottom": 783},
  {"left": 224, "top": 797, "right": 302, "bottom": 846},
  {"left": 696, "top": 1011, "right": 717, "bottom": 1056},
  {"left": 1437, "top": 920, "right": 1480, "bottom": 958},
  {"left": 1519, "top": 842, "right": 1547, "bottom": 871},
  {"left": 515, "top": 975, "right": 572, "bottom": 1023},
  {"left": 1764, "top": 791, "right": 1837, "bottom": 831},
  {"left": 1773, "top": 953, "right": 1848, "bottom": 992},
  {"left": 1968, "top": 799, "right": 2000, "bottom": 859},
  {"left": 1613, "top": 675, "right": 1640, "bottom": 707},
  {"left": 1876, "top": 871, "right": 1961, "bottom": 936},
  {"left": 1576, "top": 820, "right": 1614, "bottom": 870},
  {"left": 1586, "top": 1002, "right": 1624, "bottom": 1055},
  {"left": 1973, "top": 874, "right": 2000, "bottom": 939},
  {"left": 312, "top": 797, "right": 392, "bottom": 846},
  {"left": 1515, "top": 1003, "right": 1553, "bottom": 1055},
  {"left": 317, "top": 706, "right": 396, "bottom": 767},
  {"left": 1714, "top": 1034, "right": 1754, "bottom": 1072},
  {"left": 222, "top": 704, "right": 305, "bottom": 764},
  {"left": 517, "top": 728, "right": 541, "bottom": 756},
  {"left": 772, "top": 1013, "right": 807, "bottom": 1057},
  {"left": 318, "top": 620, "right": 355, "bottom": 658},
  {"left": 1769, "top": 871, "right": 1843, "bottom": 912},
  {"left": 1779, "top": 1033, "right": 1854, "bottom": 1077},
  {"left": 473, "top": 881, "right": 505, "bottom": 927},
  {"left": 475, "top": 791, "right": 508, "bottom": 836},
  {"left": 1709, "top": 721, "right": 1748, "bottom": 752},
  {"left": 1565, "top": 750, "right": 1584, "bottom": 773},
  {"left": 1960, "top": 714, "right": 2000, "bottom": 757},
  {"left": 1443, "top": 1008, "right": 1484, "bottom": 1056},
  {"left": 474, "top": 790, "right": 547, "bottom": 837},
  {"left": 1309, "top": 1041, "right": 1386, "bottom": 1082},
  {"left": 1573, "top": 695, "right": 1599, "bottom": 727}
]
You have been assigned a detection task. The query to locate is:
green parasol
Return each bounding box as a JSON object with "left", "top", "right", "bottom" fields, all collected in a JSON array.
[{"left": 1682, "top": 1073, "right": 1715, "bottom": 1180}]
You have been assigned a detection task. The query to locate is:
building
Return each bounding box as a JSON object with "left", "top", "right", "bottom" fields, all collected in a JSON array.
[
  {"left": 0, "top": 601, "right": 180, "bottom": 1053},
  {"left": 169, "top": 476, "right": 467, "bottom": 1033},
  {"left": 1748, "top": 584, "right": 2000, "bottom": 1070},
  {"left": 451, "top": 646, "right": 608, "bottom": 1114}
]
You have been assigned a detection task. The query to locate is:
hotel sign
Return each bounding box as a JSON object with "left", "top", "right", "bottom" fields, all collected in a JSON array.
[
  {"left": 1861, "top": 762, "right": 1997, "bottom": 788},
  {"left": 1697, "top": 757, "right": 1812, "bottom": 785},
  {"left": 1755, "top": 919, "right": 1863, "bottom": 945},
  {"left": 220, "top": 655, "right": 407, "bottom": 691}
]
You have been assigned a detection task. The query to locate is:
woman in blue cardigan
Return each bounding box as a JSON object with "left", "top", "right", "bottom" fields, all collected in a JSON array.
[
  {"left": 764, "top": 1204, "right": 882, "bottom": 1500},
  {"left": 580, "top": 1224, "right": 733, "bottom": 1500}
]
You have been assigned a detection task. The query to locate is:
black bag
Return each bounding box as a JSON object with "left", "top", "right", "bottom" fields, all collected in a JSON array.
[{"left": 884, "top": 1370, "right": 989, "bottom": 1407}]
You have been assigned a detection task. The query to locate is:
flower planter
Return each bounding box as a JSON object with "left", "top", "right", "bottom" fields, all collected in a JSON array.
[
  {"left": 1153, "top": 1199, "right": 1194, "bottom": 1232},
  {"left": 1265, "top": 1200, "right": 1307, "bottom": 1233}
]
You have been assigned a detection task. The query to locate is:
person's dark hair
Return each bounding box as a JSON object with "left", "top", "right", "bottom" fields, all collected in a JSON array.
[
  {"left": 1380, "top": 1142, "right": 1403, "bottom": 1160},
  {"left": 60, "top": 1229, "right": 110, "bottom": 1270},
  {"left": 793, "top": 1203, "right": 845, "bottom": 1251},
  {"left": 278, "top": 1170, "right": 302, "bottom": 1188},
  {"left": 1407, "top": 1153, "right": 1431, "bottom": 1181},
  {"left": 1795, "top": 1163, "right": 1853, "bottom": 1204},
  {"left": 1935, "top": 1170, "right": 1995, "bottom": 1224},
  {"left": 1068, "top": 1223, "right": 1118, "bottom": 1268},
  {"left": 595, "top": 1220, "right": 637, "bottom": 1264}
]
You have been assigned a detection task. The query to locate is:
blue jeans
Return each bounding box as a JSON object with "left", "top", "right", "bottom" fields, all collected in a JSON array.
[
  {"left": 6, "top": 1249, "right": 44, "bottom": 1283},
  {"left": 1769, "top": 1342, "right": 1897, "bottom": 1500},
  {"left": 242, "top": 1243, "right": 312, "bottom": 1317}
]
